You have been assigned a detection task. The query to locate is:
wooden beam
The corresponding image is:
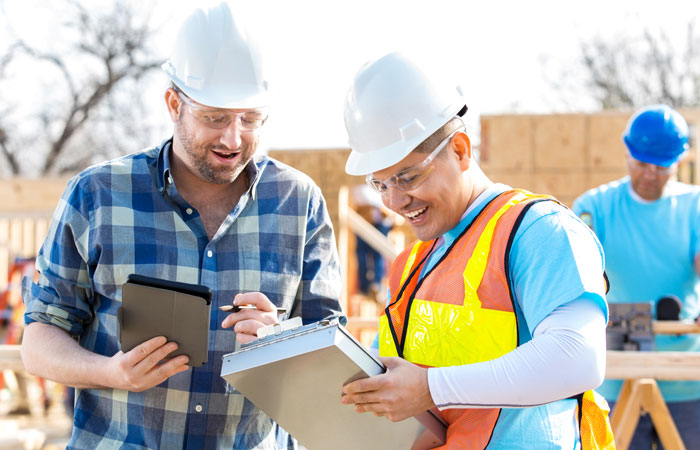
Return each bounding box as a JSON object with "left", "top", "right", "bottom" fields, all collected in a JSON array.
[
  {"left": 611, "top": 379, "right": 643, "bottom": 450},
  {"left": 346, "top": 207, "right": 397, "bottom": 261},
  {"left": 609, "top": 379, "right": 631, "bottom": 432},
  {"left": 0, "top": 178, "right": 68, "bottom": 214},
  {"left": 652, "top": 320, "right": 700, "bottom": 335},
  {"left": 606, "top": 351, "right": 700, "bottom": 380},
  {"left": 345, "top": 317, "right": 379, "bottom": 330},
  {"left": 0, "top": 344, "right": 24, "bottom": 372},
  {"left": 642, "top": 379, "right": 686, "bottom": 450}
]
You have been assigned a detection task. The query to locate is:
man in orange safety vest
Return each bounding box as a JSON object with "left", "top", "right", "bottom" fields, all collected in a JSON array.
[{"left": 340, "top": 51, "right": 615, "bottom": 450}]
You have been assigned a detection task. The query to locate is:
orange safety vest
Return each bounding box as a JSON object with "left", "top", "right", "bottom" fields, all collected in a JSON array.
[{"left": 378, "top": 189, "right": 615, "bottom": 450}]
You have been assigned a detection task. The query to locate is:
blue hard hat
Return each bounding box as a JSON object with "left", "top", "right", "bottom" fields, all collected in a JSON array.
[{"left": 623, "top": 104, "right": 689, "bottom": 167}]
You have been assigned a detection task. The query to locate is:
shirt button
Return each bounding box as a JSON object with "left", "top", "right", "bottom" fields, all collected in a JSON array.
[
  {"left": 195, "top": 404, "right": 203, "bottom": 413},
  {"left": 207, "top": 250, "right": 213, "bottom": 258},
  {"left": 186, "top": 208, "right": 193, "bottom": 215}
]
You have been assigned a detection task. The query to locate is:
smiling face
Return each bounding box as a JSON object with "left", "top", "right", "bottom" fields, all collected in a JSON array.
[
  {"left": 166, "top": 88, "right": 261, "bottom": 186},
  {"left": 372, "top": 129, "right": 474, "bottom": 241}
]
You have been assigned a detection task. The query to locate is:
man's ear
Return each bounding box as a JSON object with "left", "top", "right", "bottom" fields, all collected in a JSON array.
[
  {"left": 165, "top": 88, "right": 181, "bottom": 123},
  {"left": 451, "top": 131, "right": 472, "bottom": 170}
]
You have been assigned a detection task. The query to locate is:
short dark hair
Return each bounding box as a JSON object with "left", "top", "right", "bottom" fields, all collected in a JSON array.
[{"left": 414, "top": 117, "right": 465, "bottom": 154}]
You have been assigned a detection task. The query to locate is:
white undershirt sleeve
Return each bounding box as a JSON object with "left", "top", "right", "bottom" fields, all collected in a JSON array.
[{"left": 427, "top": 298, "right": 606, "bottom": 409}]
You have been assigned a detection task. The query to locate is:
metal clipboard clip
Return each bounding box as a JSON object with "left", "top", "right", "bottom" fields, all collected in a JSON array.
[{"left": 256, "top": 316, "right": 304, "bottom": 340}]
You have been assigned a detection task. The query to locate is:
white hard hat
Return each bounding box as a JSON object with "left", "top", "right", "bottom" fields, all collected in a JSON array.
[
  {"left": 162, "top": 2, "right": 270, "bottom": 109},
  {"left": 344, "top": 52, "right": 467, "bottom": 176}
]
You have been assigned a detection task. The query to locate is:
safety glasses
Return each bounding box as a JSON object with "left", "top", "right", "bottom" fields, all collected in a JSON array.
[
  {"left": 366, "top": 130, "right": 461, "bottom": 195},
  {"left": 175, "top": 89, "right": 268, "bottom": 131}
]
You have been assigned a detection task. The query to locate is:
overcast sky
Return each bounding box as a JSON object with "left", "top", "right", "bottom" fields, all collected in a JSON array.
[{"left": 2, "top": 0, "right": 698, "bottom": 151}]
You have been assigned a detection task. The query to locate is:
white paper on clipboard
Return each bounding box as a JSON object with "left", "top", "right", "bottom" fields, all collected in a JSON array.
[{"left": 220, "top": 318, "right": 446, "bottom": 450}]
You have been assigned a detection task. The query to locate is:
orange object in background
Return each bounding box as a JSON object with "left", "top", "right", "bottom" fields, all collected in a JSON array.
[
  {"left": 0, "top": 258, "right": 37, "bottom": 392},
  {"left": 0, "top": 258, "right": 36, "bottom": 341}
]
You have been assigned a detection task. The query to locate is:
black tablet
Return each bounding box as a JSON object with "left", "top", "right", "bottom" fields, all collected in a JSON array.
[
  {"left": 126, "top": 274, "right": 212, "bottom": 304},
  {"left": 119, "top": 275, "right": 212, "bottom": 366}
]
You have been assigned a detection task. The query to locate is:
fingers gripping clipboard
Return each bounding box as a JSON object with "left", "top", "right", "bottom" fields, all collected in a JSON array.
[
  {"left": 220, "top": 319, "right": 446, "bottom": 450},
  {"left": 118, "top": 274, "right": 212, "bottom": 366}
]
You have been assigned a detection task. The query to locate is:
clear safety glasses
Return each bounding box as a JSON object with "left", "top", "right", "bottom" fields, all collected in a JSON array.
[
  {"left": 176, "top": 89, "right": 268, "bottom": 131},
  {"left": 366, "top": 129, "right": 461, "bottom": 195}
]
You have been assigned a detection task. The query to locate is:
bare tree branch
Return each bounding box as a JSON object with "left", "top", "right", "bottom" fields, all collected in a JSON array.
[
  {"left": 0, "top": 0, "right": 164, "bottom": 176},
  {"left": 14, "top": 40, "right": 78, "bottom": 99},
  {"left": 0, "top": 125, "right": 20, "bottom": 175},
  {"left": 0, "top": 41, "right": 20, "bottom": 77},
  {"left": 575, "top": 22, "right": 700, "bottom": 110}
]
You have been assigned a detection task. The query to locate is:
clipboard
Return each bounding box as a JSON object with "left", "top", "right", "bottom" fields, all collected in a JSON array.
[
  {"left": 220, "top": 319, "right": 447, "bottom": 450},
  {"left": 119, "top": 274, "right": 212, "bottom": 366}
]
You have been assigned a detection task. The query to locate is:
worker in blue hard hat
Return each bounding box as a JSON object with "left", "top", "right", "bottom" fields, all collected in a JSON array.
[
  {"left": 574, "top": 104, "right": 700, "bottom": 449},
  {"left": 622, "top": 104, "right": 689, "bottom": 201}
]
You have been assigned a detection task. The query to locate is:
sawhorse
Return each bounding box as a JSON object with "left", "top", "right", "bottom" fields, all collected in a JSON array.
[
  {"left": 610, "top": 378, "right": 684, "bottom": 450},
  {"left": 607, "top": 324, "right": 700, "bottom": 450}
]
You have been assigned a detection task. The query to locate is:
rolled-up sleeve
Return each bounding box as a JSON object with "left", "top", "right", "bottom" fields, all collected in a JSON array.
[{"left": 23, "top": 175, "right": 94, "bottom": 337}]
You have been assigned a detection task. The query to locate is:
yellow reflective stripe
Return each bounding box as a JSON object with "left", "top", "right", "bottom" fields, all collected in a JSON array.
[
  {"left": 378, "top": 315, "right": 399, "bottom": 357},
  {"left": 382, "top": 192, "right": 536, "bottom": 368},
  {"left": 402, "top": 299, "right": 517, "bottom": 367},
  {"left": 463, "top": 193, "right": 526, "bottom": 307},
  {"left": 400, "top": 242, "right": 423, "bottom": 286}
]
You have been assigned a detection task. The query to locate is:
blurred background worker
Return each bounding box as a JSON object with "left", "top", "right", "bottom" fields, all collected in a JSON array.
[
  {"left": 20, "top": 3, "right": 343, "bottom": 449},
  {"left": 573, "top": 104, "right": 700, "bottom": 448},
  {"left": 351, "top": 184, "right": 393, "bottom": 301},
  {"left": 340, "top": 51, "right": 613, "bottom": 449}
]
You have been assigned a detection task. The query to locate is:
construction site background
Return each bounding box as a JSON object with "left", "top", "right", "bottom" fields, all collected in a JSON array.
[{"left": 1, "top": 109, "right": 699, "bottom": 448}]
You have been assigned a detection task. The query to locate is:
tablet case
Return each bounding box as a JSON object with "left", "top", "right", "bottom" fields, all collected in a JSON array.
[
  {"left": 119, "top": 274, "right": 212, "bottom": 367},
  {"left": 220, "top": 319, "right": 447, "bottom": 450}
]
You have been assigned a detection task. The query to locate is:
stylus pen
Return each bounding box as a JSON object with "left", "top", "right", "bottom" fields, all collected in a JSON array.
[{"left": 218, "top": 304, "right": 287, "bottom": 314}]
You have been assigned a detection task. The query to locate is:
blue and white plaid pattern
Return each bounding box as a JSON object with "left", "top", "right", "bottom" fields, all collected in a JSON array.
[{"left": 23, "top": 139, "right": 344, "bottom": 449}]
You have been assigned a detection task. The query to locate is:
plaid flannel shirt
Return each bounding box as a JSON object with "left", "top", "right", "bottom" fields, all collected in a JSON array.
[{"left": 23, "top": 139, "right": 344, "bottom": 449}]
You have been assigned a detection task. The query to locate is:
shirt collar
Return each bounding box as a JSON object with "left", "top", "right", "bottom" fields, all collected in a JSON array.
[
  {"left": 156, "top": 138, "right": 173, "bottom": 194},
  {"left": 442, "top": 183, "right": 504, "bottom": 240},
  {"left": 440, "top": 183, "right": 508, "bottom": 247},
  {"left": 625, "top": 176, "right": 674, "bottom": 205},
  {"left": 246, "top": 155, "right": 263, "bottom": 201}
]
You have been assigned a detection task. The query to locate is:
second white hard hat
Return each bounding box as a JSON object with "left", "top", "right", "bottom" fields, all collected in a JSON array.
[
  {"left": 162, "top": 2, "right": 270, "bottom": 109},
  {"left": 344, "top": 52, "right": 467, "bottom": 176}
]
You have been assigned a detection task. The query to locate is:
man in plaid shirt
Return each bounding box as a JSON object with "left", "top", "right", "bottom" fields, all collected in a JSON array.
[{"left": 20, "top": 3, "right": 343, "bottom": 449}]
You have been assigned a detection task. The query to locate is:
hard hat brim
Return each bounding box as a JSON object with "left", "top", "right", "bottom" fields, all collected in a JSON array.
[
  {"left": 345, "top": 143, "right": 412, "bottom": 176},
  {"left": 624, "top": 135, "right": 688, "bottom": 168},
  {"left": 166, "top": 69, "right": 270, "bottom": 110},
  {"left": 627, "top": 147, "right": 687, "bottom": 168},
  {"left": 345, "top": 105, "right": 466, "bottom": 176}
]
